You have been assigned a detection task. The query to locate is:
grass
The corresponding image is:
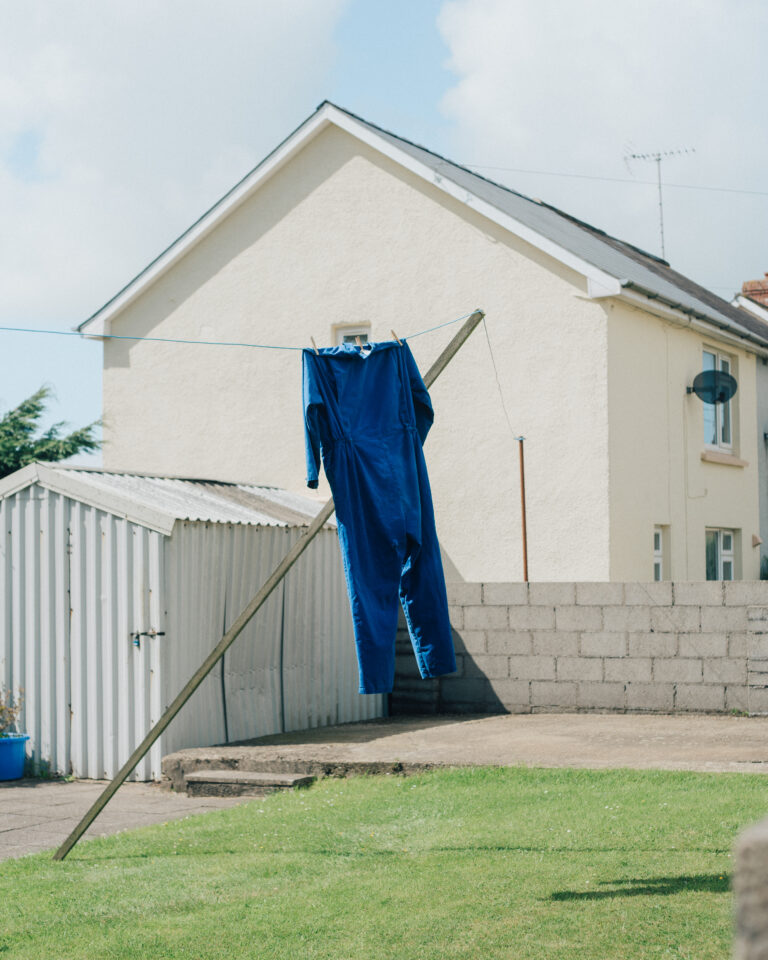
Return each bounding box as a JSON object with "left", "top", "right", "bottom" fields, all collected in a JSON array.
[{"left": 0, "top": 765, "right": 766, "bottom": 959}]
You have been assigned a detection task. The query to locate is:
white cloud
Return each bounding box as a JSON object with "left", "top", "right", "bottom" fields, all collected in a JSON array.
[
  {"left": 437, "top": 0, "right": 768, "bottom": 291},
  {"left": 0, "top": 0, "right": 348, "bottom": 323}
]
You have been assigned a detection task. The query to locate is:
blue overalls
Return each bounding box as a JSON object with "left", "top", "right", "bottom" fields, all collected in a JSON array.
[{"left": 302, "top": 340, "right": 456, "bottom": 694}]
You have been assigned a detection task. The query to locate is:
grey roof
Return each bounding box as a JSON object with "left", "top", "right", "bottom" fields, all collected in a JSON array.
[
  {"left": 0, "top": 463, "right": 330, "bottom": 531},
  {"left": 326, "top": 103, "right": 768, "bottom": 348}
]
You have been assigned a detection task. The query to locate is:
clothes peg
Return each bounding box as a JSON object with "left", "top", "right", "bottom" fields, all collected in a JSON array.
[
  {"left": 310, "top": 336, "right": 319, "bottom": 355},
  {"left": 391, "top": 329, "right": 402, "bottom": 345},
  {"left": 355, "top": 336, "right": 363, "bottom": 347}
]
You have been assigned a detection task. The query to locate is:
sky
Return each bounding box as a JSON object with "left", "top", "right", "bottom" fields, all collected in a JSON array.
[{"left": 1, "top": 0, "right": 766, "bottom": 465}]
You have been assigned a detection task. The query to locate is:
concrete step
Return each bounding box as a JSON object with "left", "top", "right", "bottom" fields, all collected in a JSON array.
[
  {"left": 160, "top": 748, "right": 430, "bottom": 793},
  {"left": 184, "top": 769, "right": 316, "bottom": 798}
]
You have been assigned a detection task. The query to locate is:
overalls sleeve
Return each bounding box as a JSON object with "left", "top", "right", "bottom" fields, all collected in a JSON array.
[
  {"left": 404, "top": 343, "right": 434, "bottom": 445},
  {"left": 302, "top": 351, "right": 324, "bottom": 488}
]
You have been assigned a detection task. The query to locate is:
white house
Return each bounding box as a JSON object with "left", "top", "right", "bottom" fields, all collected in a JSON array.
[{"left": 78, "top": 102, "right": 768, "bottom": 582}]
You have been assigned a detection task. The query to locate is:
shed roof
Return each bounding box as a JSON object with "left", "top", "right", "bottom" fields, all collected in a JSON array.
[{"left": 0, "top": 463, "right": 331, "bottom": 536}]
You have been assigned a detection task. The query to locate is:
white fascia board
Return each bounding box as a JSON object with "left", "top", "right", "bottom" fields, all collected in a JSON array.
[
  {"left": 324, "top": 107, "right": 622, "bottom": 297},
  {"left": 78, "top": 109, "right": 334, "bottom": 335},
  {"left": 31, "top": 463, "right": 175, "bottom": 535},
  {"left": 618, "top": 287, "right": 768, "bottom": 358},
  {"left": 79, "top": 103, "right": 622, "bottom": 335},
  {"left": 79, "top": 317, "right": 108, "bottom": 338},
  {"left": 587, "top": 276, "right": 623, "bottom": 298},
  {"left": 734, "top": 294, "right": 768, "bottom": 323}
]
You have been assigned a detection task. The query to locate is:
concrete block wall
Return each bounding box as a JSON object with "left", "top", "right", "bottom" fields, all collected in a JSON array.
[{"left": 390, "top": 581, "right": 768, "bottom": 716}]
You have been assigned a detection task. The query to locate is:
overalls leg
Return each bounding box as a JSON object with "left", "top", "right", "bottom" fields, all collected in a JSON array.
[
  {"left": 334, "top": 487, "right": 406, "bottom": 695},
  {"left": 398, "top": 447, "right": 456, "bottom": 679}
]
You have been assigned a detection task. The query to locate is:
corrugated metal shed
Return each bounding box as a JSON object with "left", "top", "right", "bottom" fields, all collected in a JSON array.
[{"left": 0, "top": 463, "right": 383, "bottom": 781}]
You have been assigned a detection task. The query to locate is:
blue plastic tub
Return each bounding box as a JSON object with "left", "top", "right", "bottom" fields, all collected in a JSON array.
[{"left": 0, "top": 734, "right": 30, "bottom": 780}]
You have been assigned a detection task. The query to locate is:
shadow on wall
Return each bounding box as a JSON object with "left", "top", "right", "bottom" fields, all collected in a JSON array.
[
  {"left": 439, "top": 547, "right": 463, "bottom": 582},
  {"left": 390, "top": 611, "right": 506, "bottom": 716}
]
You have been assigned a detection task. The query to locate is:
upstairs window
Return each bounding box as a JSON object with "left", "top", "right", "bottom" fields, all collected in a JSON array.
[
  {"left": 702, "top": 349, "right": 733, "bottom": 450},
  {"left": 333, "top": 323, "right": 370, "bottom": 346}
]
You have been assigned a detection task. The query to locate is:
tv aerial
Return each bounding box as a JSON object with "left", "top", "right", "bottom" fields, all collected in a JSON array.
[{"left": 624, "top": 145, "right": 696, "bottom": 261}]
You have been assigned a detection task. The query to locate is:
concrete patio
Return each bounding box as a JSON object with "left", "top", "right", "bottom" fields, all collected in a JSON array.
[
  {"left": 0, "top": 777, "right": 252, "bottom": 862},
  {"left": 3, "top": 712, "right": 768, "bottom": 862}
]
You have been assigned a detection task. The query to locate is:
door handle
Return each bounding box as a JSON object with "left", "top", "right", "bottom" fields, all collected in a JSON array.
[{"left": 131, "top": 629, "right": 166, "bottom": 648}]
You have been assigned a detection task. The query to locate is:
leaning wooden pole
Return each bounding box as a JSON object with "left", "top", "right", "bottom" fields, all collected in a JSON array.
[
  {"left": 518, "top": 436, "right": 529, "bottom": 582},
  {"left": 52, "top": 308, "right": 485, "bottom": 861}
]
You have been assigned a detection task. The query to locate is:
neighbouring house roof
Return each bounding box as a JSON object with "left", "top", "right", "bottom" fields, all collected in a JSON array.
[
  {"left": 0, "top": 462, "right": 331, "bottom": 536},
  {"left": 77, "top": 100, "right": 768, "bottom": 352},
  {"left": 734, "top": 293, "right": 768, "bottom": 325}
]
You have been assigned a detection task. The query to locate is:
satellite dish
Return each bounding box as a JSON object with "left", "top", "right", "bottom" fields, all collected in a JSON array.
[{"left": 690, "top": 370, "right": 737, "bottom": 404}]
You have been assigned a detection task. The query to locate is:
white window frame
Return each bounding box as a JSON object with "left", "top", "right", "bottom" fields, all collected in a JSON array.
[
  {"left": 702, "top": 348, "right": 734, "bottom": 452},
  {"left": 705, "top": 527, "right": 736, "bottom": 581},
  {"left": 332, "top": 323, "right": 371, "bottom": 346},
  {"left": 653, "top": 526, "right": 664, "bottom": 581}
]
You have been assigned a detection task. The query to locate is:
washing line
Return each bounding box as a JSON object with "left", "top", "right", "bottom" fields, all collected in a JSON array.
[
  {"left": 0, "top": 310, "right": 477, "bottom": 352},
  {"left": 482, "top": 316, "right": 521, "bottom": 440},
  {"left": 481, "top": 315, "right": 529, "bottom": 580}
]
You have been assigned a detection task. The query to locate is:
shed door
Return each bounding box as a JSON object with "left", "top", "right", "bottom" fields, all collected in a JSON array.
[{"left": 68, "top": 504, "right": 164, "bottom": 781}]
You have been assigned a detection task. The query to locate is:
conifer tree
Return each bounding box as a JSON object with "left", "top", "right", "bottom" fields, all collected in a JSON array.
[{"left": 0, "top": 385, "right": 101, "bottom": 479}]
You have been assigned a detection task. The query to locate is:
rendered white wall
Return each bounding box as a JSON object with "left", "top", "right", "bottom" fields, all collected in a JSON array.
[
  {"left": 101, "top": 124, "right": 611, "bottom": 581},
  {"left": 607, "top": 300, "right": 761, "bottom": 580}
]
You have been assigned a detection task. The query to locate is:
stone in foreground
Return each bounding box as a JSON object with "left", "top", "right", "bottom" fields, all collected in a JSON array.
[{"left": 734, "top": 816, "right": 768, "bottom": 960}]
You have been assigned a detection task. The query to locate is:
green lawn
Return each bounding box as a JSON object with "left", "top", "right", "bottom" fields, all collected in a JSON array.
[{"left": 1, "top": 766, "right": 765, "bottom": 959}]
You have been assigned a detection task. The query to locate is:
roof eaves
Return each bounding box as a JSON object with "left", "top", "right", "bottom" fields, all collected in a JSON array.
[{"left": 621, "top": 280, "right": 768, "bottom": 350}]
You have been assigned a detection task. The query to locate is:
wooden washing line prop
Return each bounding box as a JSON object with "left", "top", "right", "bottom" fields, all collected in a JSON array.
[
  {"left": 52, "top": 308, "right": 486, "bottom": 861},
  {"left": 518, "top": 437, "right": 528, "bottom": 582}
]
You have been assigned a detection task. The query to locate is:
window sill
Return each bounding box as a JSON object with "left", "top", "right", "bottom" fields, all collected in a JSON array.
[{"left": 700, "top": 450, "right": 748, "bottom": 468}]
